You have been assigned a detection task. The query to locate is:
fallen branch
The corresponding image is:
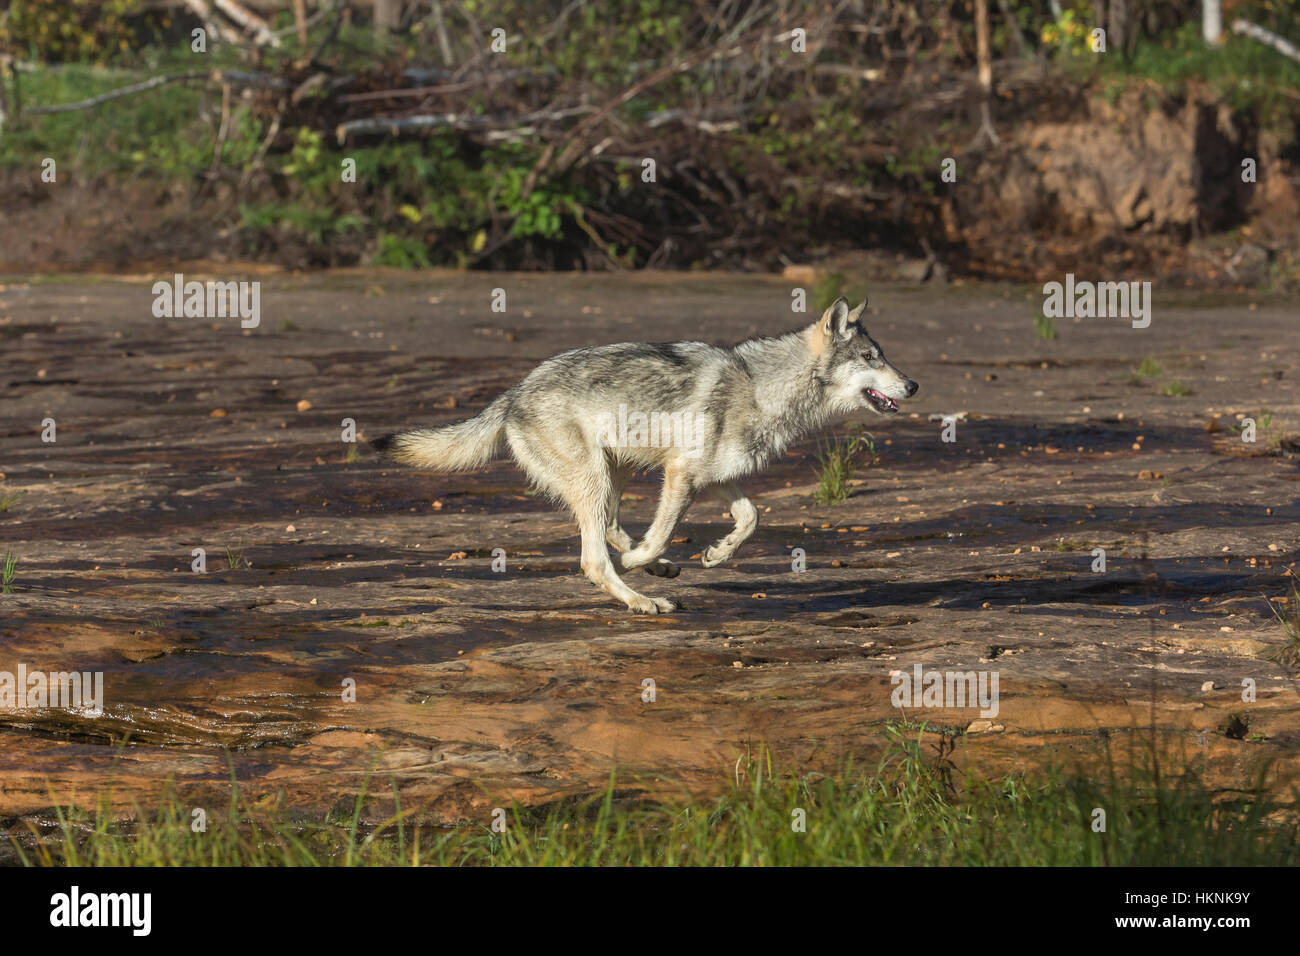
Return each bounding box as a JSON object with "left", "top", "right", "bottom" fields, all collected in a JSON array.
[
  {"left": 334, "top": 105, "right": 593, "bottom": 143},
  {"left": 1231, "top": 19, "right": 1300, "bottom": 64},
  {"left": 25, "top": 69, "right": 288, "bottom": 115},
  {"left": 337, "top": 68, "right": 552, "bottom": 104},
  {"left": 213, "top": 0, "right": 282, "bottom": 48},
  {"left": 210, "top": 69, "right": 292, "bottom": 89},
  {"left": 179, "top": 0, "right": 232, "bottom": 45},
  {"left": 646, "top": 106, "right": 751, "bottom": 133},
  {"left": 25, "top": 72, "right": 207, "bottom": 114}
]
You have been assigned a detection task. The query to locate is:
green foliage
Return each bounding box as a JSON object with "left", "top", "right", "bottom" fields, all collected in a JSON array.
[
  {"left": 0, "top": 0, "right": 139, "bottom": 64},
  {"left": 1106, "top": 20, "right": 1300, "bottom": 123},
  {"left": 498, "top": 166, "right": 567, "bottom": 239},
  {"left": 375, "top": 234, "right": 431, "bottom": 269},
  {"left": 1039, "top": 5, "right": 1098, "bottom": 57},
  {"left": 1034, "top": 312, "right": 1058, "bottom": 340},
  {"left": 524, "top": 0, "right": 687, "bottom": 87},
  {"left": 240, "top": 203, "right": 364, "bottom": 247}
]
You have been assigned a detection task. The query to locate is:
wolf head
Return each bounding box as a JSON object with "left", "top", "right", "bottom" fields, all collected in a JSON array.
[{"left": 809, "top": 297, "right": 918, "bottom": 417}]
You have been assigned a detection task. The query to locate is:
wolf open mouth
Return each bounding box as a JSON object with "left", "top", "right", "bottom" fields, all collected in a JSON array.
[{"left": 864, "top": 388, "right": 899, "bottom": 413}]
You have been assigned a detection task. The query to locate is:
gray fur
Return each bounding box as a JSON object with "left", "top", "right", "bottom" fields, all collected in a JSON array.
[{"left": 375, "top": 297, "right": 917, "bottom": 613}]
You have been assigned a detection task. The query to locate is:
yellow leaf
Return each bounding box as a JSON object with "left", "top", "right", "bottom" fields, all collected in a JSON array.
[{"left": 470, "top": 230, "right": 486, "bottom": 253}]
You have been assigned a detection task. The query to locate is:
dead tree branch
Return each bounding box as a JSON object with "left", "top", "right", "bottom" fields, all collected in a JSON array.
[
  {"left": 1231, "top": 19, "right": 1300, "bottom": 64},
  {"left": 26, "top": 72, "right": 208, "bottom": 114}
]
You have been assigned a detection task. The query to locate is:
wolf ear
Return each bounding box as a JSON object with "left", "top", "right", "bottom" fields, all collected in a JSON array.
[
  {"left": 848, "top": 299, "right": 868, "bottom": 332},
  {"left": 816, "top": 297, "right": 853, "bottom": 340}
]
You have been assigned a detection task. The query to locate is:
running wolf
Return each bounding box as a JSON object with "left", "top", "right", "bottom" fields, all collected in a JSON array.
[{"left": 373, "top": 297, "right": 918, "bottom": 613}]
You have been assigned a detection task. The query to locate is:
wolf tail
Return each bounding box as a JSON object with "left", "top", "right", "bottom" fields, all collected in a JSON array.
[{"left": 371, "top": 393, "right": 509, "bottom": 471}]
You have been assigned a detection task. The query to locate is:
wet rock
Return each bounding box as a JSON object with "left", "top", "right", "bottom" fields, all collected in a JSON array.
[{"left": 0, "top": 272, "right": 1297, "bottom": 824}]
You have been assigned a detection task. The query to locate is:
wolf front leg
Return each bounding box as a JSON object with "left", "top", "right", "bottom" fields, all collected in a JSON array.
[
  {"left": 620, "top": 463, "right": 693, "bottom": 576},
  {"left": 701, "top": 483, "right": 757, "bottom": 568}
]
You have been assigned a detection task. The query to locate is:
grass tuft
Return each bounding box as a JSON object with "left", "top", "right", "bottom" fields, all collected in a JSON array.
[
  {"left": 814, "top": 432, "right": 874, "bottom": 505},
  {"left": 1134, "top": 356, "right": 1163, "bottom": 379},
  {"left": 1264, "top": 580, "right": 1300, "bottom": 671}
]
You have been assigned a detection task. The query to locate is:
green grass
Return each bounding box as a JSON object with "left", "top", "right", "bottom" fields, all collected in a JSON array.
[
  {"left": 1160, "top": 380, "right": 1193, "bottom": 397},
  {"left": 0, "top": 491, "right": 21, "bottom": 512},
  {"left": 11, "top": 727, "right": 1297, "bottom": 866},
  {"left": 1264, "top": 581, "right": 1300, "bottom": 671},
  {"left": 1, "top": 551, "right": 16, "bottom": 593},
  {"left": 224, "top": 546, "right": 250, "bottom": 571},
  {"left": 813, "top": 432, "right": 874, "bottom": 505},
  {"left": 1134, "top": 356, "right": 1163, "bottom": 379},
  {"left": 1033, "top": 312, "right": 1057, "bottom": 340}
]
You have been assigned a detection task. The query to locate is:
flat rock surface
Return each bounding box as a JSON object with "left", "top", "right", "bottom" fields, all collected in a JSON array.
[{"left": 1, "top": 271, "right": 1297, "bottom": 824}]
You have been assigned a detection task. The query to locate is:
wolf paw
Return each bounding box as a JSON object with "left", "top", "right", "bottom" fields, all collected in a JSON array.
[
  {"left": 627, "top": 595, "right": 677, "bottom": 614},
  {"left": 643, "top": 558, "right": 680, "bottom": 578},
  {"left": 700, "top": 545, "right": 731, "bottom": 568}
]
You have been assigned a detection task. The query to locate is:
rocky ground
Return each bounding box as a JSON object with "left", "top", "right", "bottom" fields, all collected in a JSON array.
[{"left": 0, "top": 270, "right": 1297, "bottom": 832}]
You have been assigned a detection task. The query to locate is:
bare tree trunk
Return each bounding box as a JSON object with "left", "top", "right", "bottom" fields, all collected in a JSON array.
[
  {"left": 974, "top": 0, "right": 993, "bottom": 92},
  {"left": 1203, "top": 0, "right": 1223, "bottom": 45},
  {"left": 1110, "top": 0, "right": 1127, "bottom": 56},
  {"left": 972, "top": 0, "right": 999, "bottom": 146},
  {"left": 431, "top": 0, "right": 454, "bottom": 66},
  {"left": 293, "top": 0, "right": 309, "bottom": 47},
  {"left": 375, "top": 0, "right": 402, "bottom": 41}
]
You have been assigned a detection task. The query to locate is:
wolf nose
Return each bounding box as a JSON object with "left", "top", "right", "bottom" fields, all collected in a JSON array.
[{"left": 905, "top": 379, "right": 919, "bottom": 397}]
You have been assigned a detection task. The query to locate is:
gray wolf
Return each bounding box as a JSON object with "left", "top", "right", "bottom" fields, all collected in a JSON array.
[{"left": 373, "top": 297, "right": 918, "bottom": 613}]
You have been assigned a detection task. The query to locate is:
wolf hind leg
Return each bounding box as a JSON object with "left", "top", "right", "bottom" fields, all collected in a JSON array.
[
  {"left": 508, "top": 426, "right": 673, "bottom": 612},
  {"left": 575, "top": 493, "right": 675, "bottom": 613},
  {"left": 701, "top": 483, "right": 757, "bottom": 568},
  {"left": 604, "top": 464, "right": 636, "bottom": 552}
]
